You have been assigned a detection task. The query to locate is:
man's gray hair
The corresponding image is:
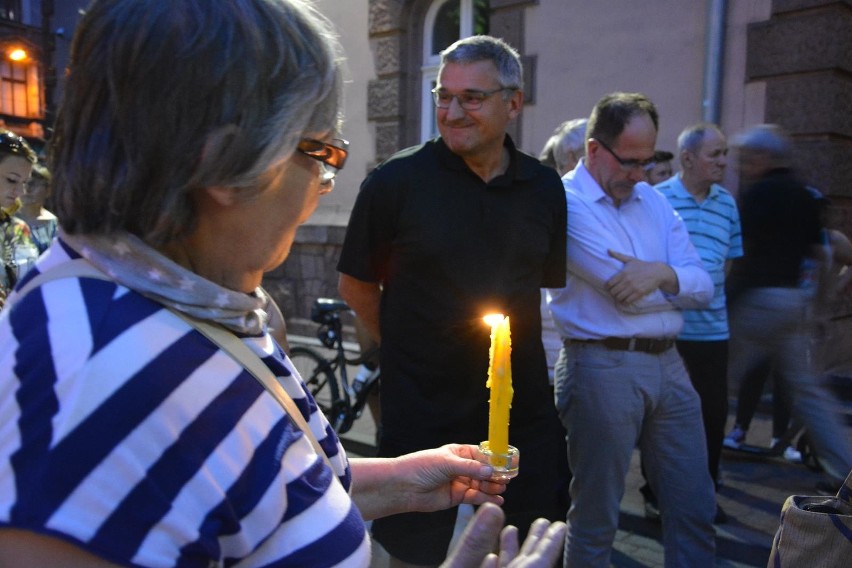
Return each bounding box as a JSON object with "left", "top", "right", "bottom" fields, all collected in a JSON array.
[
  {"left": 440, "top": 35, "right": 523, "bottom": 91},
  {"left": 677, "top": 123, "right": 723, "bottom": 155},
  {"left": 540, "top": 118, "right": 588, "bottom": 173}
]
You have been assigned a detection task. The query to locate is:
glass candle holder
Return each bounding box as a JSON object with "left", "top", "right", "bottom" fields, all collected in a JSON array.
[{"left": 478, "top": 441, "right": 519, "bottom": 481}]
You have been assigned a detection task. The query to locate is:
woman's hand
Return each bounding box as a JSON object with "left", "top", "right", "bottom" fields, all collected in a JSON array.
[
  {"left": 398, "top": 443, "right": 509, "bottom": 511},
  {"left": 441, "top": 502, "right": 567, "bottom": 568},
  {"left": 350, "top": 443, "right": 507, "bottom": 520}
]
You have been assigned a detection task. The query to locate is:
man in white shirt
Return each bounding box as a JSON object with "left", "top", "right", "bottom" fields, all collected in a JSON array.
[{"left": 548, "top": 92, "right": 716, "bottom": 568}]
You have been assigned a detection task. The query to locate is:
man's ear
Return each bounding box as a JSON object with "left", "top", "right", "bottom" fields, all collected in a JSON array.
[{"left": 507, "top": 90, "right": 524, "bottom": 120}]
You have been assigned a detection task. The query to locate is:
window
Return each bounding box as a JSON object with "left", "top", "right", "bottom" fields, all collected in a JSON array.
[
  {"left": 420, "top": 0, "right": 489, "bottom": 141},
  {"left": 0, "top": 47, "right": 41, "bottom": 118},
  {"left": 0, "top": 0, "right": 21, "bottom": 21}
]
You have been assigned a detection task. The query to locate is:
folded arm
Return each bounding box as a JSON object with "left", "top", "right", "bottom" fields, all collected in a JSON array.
[
  {"left": 565, "top": 198, "right": 706, "bottom": 313},
  {"left": 605, "top": 250, "right": 679, "bottom": 306}
]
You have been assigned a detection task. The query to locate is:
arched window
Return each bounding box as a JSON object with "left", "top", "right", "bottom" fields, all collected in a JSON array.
[
  {"left": 0, "top": 42, "right": 41, "bottom": 119},
  {"left": 420, "top": 0, "right": 488, "bottom": 141}
]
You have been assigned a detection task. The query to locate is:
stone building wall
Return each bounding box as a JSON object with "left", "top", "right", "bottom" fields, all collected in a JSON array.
[{"left": 263, "top": 226, "right": 349, "bottom": 340}]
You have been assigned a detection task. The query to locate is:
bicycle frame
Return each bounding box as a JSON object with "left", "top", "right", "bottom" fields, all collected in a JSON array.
[{"left": 290, "top": 298, "right": 380, "bottom": 435}]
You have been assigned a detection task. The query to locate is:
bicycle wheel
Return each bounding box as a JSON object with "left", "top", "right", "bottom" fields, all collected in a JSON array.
[{"left": 289, "top": 346, "right": 347, "bottom": 431}]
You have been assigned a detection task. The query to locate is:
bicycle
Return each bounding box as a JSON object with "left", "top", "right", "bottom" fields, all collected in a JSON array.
[{"left": 288, "top": 297, "right": 380, "bottom": 436}]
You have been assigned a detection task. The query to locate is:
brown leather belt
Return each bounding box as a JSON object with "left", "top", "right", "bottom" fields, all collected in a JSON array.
[{"left": 565, "top": 337, "right": 676, "bottom": 354}]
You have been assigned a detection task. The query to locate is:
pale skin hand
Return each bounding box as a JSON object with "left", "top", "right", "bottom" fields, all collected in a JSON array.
[
  {"left": 605, "top": 250, "right": 679, "bottom": 306},
  {"left": 441, "top": 502, "right": 568, "bottom": 568},
  {"left": 350, "top": 444, "right": 508, "bottom": 521}
]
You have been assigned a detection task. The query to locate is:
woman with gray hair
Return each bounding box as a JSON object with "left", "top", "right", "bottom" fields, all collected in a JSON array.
[{"left": 0, "top": 1, "right": 565, "bottom": 566}]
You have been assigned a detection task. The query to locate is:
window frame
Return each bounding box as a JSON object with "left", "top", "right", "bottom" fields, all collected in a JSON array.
[{"left": 420, "top": 0, "right": 480, "bottom": 142}]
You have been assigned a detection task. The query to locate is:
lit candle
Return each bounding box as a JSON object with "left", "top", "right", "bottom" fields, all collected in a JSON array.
[{"left": 484, "top": 314, "right": 513, "bottom": 459}]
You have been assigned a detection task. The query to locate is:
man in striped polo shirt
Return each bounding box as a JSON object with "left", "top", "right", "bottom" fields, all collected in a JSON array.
[{"left": 656, "top": 123, "right": 743, "bottom": 523}]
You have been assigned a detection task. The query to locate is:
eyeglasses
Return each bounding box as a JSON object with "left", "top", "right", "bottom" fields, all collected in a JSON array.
[
  {"left": 592, "top": 138, "right": 656, "bottom": 172},
  {"left": 297, "top": 138, "right": 349, "bottom": 184},
  {"left": 431, "top": 87, "right": 518, "bottom": 111}
]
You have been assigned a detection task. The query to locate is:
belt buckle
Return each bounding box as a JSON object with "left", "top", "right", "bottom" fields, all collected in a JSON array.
[{"left": 627, "top": 337, "right": 637, "bottom": 351}]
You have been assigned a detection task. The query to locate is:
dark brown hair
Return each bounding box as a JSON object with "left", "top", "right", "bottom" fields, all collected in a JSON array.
[{"left": 587, "top": 92, "right": 659, "bottom": 148}]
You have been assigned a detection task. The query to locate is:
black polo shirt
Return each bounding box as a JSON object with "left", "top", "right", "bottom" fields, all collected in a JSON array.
[{"left": 338, "top": 136, "right": 566, "bottom": 448}]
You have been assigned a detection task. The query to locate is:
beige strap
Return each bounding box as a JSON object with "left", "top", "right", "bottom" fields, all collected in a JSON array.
[
  {"left": 169, "top": 310, "right": 335, "bottom": 472},
  {"left": 12, "top": 259, "right": 107, "bottom": 300},
  {"left": 11, "top": 259, "right": 335, "bottom": 472}
]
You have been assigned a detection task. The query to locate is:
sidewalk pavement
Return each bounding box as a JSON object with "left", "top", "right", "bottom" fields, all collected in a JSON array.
[
  {"left": 342, "top": 409, "right": 837, "bottom": 568},
  {"left": 613, "top": 422, "right": 822, "bottom": 568}
]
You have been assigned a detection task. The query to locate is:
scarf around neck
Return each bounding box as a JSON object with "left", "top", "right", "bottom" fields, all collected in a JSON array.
[{"left": 60, "top": 230, "right": 270, "bottom": 336}]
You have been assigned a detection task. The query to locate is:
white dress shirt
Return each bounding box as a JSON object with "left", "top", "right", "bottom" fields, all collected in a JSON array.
[{"left": 548, "top": 161, "right": 713, "bottom": 340}]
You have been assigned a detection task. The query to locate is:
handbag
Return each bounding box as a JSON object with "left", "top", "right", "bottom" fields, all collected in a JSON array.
[
  {"left": 10, "top": 259, "right": 334, "bottom": 472},
  {"left": 767, "top": 469, "right": 852, "bottom": 567}
]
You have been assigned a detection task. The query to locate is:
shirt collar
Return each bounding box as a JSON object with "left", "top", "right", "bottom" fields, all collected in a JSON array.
[
  {"left": 435, "top": 134, "right": 534, "bottom": 186},
  {"left": 570, "top": 160, "right": 642, "bottom": 205},
  {"left": 671, "top": 173, "right": 723, "bottom": 201}
]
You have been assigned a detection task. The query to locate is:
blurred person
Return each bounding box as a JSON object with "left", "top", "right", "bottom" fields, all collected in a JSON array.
[
  {"left": 644, "top": 149, "right": 675, "bottom": 185},
  {"left": 723, "top": 360, "right": 802, "bottom": 461},
  {"left": 724, "top": 160, "right": 835, "bottom": 461},
  {"left": 549, "top": 92, "right": 716, "bottom": 567},
  {"left": 338, "top": 35, "right": 568, "bottom": 567},
  {"left": 539, "top": 117, "right": 588, "bottom": 177},
  {"left": 654, "top": 123, "right": 742, "bottom": 524},
  {"left": 0, "top": 2, "right": 568, "bottom": 566},
  {"left": 539, "top": 118, "right": 588, "bottom": 384},
  {"left": 538, "top": 118, "right": 588, "bottom": 516},
  {"left": 830, "top": 229, "right": 852, "bottom": 293},
  {"left": 17, "top": 161, "right": 58, "bottom": 254},
  {"left": 725, "top": 124, "right": 852, "bottom": 494},
  {"left": 0, "top": 129, "right": 38, "bottom": 305}
]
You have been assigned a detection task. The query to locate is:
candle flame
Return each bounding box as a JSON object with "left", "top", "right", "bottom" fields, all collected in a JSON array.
[{"left": 483, "top": 313, "right": 504, "bottom": 327}]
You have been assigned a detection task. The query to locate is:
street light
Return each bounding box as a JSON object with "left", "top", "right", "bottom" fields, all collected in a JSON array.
[{"left": 8, "top": 47, "right": 28, "bottom": 62}]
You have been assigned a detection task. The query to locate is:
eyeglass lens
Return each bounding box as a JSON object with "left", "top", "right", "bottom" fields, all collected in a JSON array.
[{"left": 298, "top": 138, "right": 349, "bottom": 171}]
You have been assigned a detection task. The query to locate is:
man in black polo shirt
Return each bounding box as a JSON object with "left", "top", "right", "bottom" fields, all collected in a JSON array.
[{"left": 338, "top": 35, "right": 567, "bottom": 567}]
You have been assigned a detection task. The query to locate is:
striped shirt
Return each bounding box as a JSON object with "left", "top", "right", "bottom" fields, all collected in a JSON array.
[
  {"left": 657, "top": 175, "right": 743, "bottom": 340},
  {"left": 0, "top": 241, "right": 370, "bottom": 567}
]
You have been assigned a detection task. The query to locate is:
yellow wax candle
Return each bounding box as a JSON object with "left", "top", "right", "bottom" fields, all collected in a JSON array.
[{"left": 485, "top": 314, "right": 513, "bottom": 458}]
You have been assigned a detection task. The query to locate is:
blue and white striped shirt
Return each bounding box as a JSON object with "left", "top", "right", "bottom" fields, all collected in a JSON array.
[
  {"left": 0, "top": 241, "right": 370, "bottom": 567},
  {"left": 657, "top": 175, "right": 743, "bottom": 341}
]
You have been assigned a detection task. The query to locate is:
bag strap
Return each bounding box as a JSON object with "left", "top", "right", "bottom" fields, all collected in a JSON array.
[
  {"left": 840, "top": 468, "right": 852, "bottom": 504},
  {"left": 12, "top": 258, "right": 107, "bottom": 299},
  {"left": 11, "top": 259, "right": 335, "bottom": 472},
  {"left": 168, "top": 309, "right": 335, "bottom": 472}
]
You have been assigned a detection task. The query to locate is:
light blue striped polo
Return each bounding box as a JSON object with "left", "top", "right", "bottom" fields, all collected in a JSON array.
[{"left": 657, "top": 175, "right": 743, "bottom": 340}]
